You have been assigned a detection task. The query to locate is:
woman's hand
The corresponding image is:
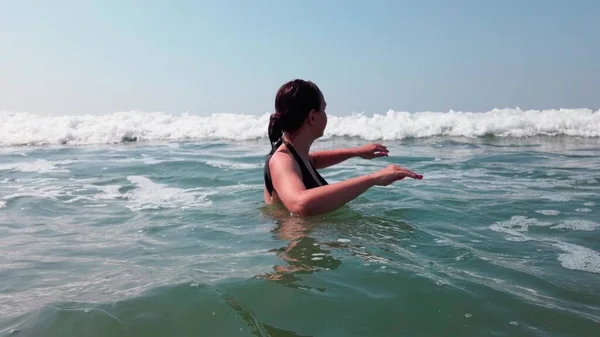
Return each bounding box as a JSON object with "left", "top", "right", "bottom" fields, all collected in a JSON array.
[
  {"left": 371, "top": 164, "right": 423, "bottom": 186},
  {"left": 353, "top": 143, "right": 389, "bottom": 159}
]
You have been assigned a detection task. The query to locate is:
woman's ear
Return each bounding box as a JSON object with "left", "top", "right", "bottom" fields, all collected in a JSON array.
[{"left": 307, "top": 109, "right": 317, "bottom": 125}]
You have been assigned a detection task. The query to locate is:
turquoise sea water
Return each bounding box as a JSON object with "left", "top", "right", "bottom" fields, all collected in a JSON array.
[{"left": 1, "top": 135, "right": 599, "bottom": 336}]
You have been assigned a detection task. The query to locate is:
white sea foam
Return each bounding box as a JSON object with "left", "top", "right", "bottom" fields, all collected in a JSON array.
[
  {"left": 204, "top": 160, "right": 261, "bottom": 170},
  {"left": 489, "top": 216, "right": 553, "bottom": 237},
  {"left": 3, "top": 178, "right": 75, "bottom": 201},
  {"left": 551, "top": 220, "right": 600, "bottom": 231},
  {"left": 0, "top": 159, "right": 69, "bottom": 173},
  {"left": 535, "top": 210, "right": 561, "bottom": 216},
  {"left": 490, "top": 216, "right": 600, "bottom": 274},
  {"left": 125, "top": 175, "right": 212, "bottom": 211},
  {"left": 492, "top": 216, "right": 600, "bottom": 234},
  {"left": 554, "top": 242, "right": 600, "bottom": 274},
  {"left": 0, "top": 108, "right": 599, "bottom": 146},
  {"left": 1, "top": 176, "right": 212, "bottom": 212},
  {"left": 0, "top": 201, "right": 6, "bottom": 209}
]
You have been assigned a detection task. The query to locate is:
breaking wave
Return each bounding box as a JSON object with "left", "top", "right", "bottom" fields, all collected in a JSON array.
[{"left": 1, "top": 108, "right": 598, "bottom": 147}]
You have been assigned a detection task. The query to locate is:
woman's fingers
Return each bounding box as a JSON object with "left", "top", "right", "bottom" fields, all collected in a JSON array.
[
  {"left": 395, "top": 166, "right": 423, "bottom": 180},
  {"left": 406, "top": 169, "right": 423, "bottom": 180},
  {"left": 376, "top": 145, "right": 388, "bottom": 153},
  {"left": 407, "top": 170, "right": 423, "bottom": 180},
  {"left": 373, "top": 144, "right": 388, "bottom": 157},
  {"left": 359, "top": 144, "right": 389, "bottom": 160}
]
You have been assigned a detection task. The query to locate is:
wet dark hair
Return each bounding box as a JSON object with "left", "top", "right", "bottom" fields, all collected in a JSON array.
[{"left": 268, "top": 79, "right": 323, "bottom": 147}]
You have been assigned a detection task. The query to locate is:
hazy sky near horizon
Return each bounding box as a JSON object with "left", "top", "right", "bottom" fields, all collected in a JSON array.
[{"left": 1, "top": 0, "right": 599, "bottom": 116}]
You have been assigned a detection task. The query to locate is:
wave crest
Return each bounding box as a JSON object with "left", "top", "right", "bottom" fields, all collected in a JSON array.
[{"left": 0, "top": 108, "right": 598, "bottom": 146}]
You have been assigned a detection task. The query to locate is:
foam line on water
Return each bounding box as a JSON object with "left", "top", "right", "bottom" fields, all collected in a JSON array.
[
  {"left": 125, "top": 175, "right": 213, "bottom": 211},
  {"left": 489, "top": 216, "right": 600, "bottom": 274},
  {"left": 0, "top": 160, "right": 71, "bottom": 173}
]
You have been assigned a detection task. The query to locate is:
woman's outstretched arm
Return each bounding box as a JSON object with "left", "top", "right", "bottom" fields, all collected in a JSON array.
[
  {"left": 270, "top": 152, "right": 422, "bottom": 216},
  {"left": 310, "top": 143, "right": 389, "bottom": 169}
]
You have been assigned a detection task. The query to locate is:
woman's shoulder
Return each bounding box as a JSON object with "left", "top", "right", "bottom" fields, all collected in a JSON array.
[{"left": 269, "top": 148, "right": 300, "bottom": 173}]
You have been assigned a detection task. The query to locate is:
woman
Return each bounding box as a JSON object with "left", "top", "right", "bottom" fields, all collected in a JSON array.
[{"left": 264, "top": 79, "right": 423, "bottom": 216}]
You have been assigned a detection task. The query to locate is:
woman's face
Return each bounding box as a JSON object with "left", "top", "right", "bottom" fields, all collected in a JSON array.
[{"left": 312, "top": 94, "right": 328, "bottom": 138}]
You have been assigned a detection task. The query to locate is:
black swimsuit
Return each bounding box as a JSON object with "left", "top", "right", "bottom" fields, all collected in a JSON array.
[{"left": 264, "top": 140, "right": 328, "bottom": 196}]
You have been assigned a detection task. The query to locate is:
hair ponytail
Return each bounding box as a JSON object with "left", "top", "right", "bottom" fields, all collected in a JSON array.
[{"left": 268, "top": 113, "right": 283, "bottom": 147}]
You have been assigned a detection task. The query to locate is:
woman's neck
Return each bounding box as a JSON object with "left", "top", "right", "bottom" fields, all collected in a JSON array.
[{"left": 283, "top": 132, "right": 314, "bottom": 156}]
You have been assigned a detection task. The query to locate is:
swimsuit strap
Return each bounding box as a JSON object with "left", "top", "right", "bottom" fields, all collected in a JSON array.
[
  {"left": 264, "top": 140, "right": 282, "bottom": 195},
  {"left": 264, "top": 140, "right": 328, "bottom": 196},
  {"left": 282, "top": 140, "right": 328, "bottom": 187}
]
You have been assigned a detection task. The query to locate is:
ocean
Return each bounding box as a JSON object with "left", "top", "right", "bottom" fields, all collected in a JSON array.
[{"left": 1, "top": 108, "right": 599, "bottom": 336}]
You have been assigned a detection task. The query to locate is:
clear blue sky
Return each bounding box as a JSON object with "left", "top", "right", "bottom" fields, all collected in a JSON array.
[{"left": 1, "top": 0, "right": 598, "bottom": 116}]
